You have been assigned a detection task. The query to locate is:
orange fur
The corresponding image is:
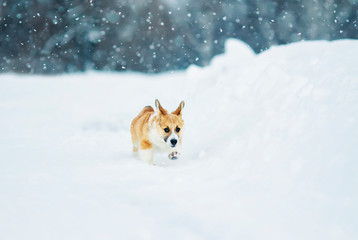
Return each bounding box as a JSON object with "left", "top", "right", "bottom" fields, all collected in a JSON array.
[
  {"left": 130, "top": 100, "right": 185, "bottom": 164},
  {"left": 130, "top": 106, "right": 154, "bottom": 150}
]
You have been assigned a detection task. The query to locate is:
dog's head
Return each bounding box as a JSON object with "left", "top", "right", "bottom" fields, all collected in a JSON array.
[{"left": 154, "top": 99, "right": 185, "bottom": 148}]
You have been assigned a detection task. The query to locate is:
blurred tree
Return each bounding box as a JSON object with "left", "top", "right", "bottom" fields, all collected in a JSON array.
[{"left": 0, "top": 0, "right": 357, "bottom": 74}]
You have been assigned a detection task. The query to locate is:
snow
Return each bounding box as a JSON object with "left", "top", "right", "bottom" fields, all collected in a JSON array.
[{"left": 1, "top": 39, "right": 358, "bottom": 239}]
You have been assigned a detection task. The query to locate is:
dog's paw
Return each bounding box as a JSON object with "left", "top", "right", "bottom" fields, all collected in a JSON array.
[{"left": 168, "top": 151, "right": 180, "bottom": 160}]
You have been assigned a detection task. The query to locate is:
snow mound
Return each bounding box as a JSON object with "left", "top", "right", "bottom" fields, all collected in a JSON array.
[{"left": 1, "top": 39, "right": 358, "bottom": 240}]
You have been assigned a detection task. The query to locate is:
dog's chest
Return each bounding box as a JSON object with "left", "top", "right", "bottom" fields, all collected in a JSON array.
[{"left": 148, "top": 126, "right": 168, "bottom": 152}]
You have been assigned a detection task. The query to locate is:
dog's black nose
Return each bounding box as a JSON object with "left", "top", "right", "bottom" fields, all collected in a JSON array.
[{"left": 170, "top": 139, "right": 177, "bottom": 146}]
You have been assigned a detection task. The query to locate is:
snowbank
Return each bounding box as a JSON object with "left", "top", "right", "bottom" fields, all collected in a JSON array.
[{"left": 0, "top": 39, "right": 358, "bottom": 240}]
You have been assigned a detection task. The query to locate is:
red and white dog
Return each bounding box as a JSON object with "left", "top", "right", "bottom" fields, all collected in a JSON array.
[{"left": 130, "top": 99, "right": 185, "bottom": 165}]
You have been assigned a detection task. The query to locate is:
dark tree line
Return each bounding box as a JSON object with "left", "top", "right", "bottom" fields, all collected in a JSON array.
[{"left": 0, "top": 0, "right": 357, "bottom": 74}]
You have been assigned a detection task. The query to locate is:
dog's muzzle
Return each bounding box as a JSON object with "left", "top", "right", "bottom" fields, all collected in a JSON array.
[{"left": 170, "top": 139, "right": 177, "bottom": 147}]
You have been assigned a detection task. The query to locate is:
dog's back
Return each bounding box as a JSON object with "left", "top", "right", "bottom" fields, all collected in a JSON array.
[{"left": 130, "top": 106, "right": 154, "bottom": 152}]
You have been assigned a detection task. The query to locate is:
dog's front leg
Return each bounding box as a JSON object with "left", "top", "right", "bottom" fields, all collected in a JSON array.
[
  {"left": 139, "top": 140, "right": 154, "bottom": 165},
  {"left": 139, "top": 149, "right": 154, "bottom": 164},
  {"left": 168, "top": 151, "right": 180, "bottom": 160}
]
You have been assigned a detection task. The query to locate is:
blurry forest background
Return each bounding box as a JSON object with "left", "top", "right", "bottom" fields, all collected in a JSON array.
[{"left": 1, "top": 0, "right": 358, "bottom": 74}]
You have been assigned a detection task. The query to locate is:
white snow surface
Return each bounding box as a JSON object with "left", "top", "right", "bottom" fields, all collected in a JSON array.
[{"left": 1, "top": 39, "right": 358, "bottom": 240}]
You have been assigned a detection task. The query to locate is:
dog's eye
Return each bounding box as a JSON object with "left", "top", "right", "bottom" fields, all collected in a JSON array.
[
  {"left": 176, "top": 127, "right": 180, "bottom": 132},
  {"left": 164, "top": 127, "right": 170, "bottom": 133}
]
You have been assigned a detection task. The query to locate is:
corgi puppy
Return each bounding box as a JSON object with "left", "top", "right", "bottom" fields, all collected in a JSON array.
[{"left": 130, "top": 99, "right": 185, "bottom": 165}]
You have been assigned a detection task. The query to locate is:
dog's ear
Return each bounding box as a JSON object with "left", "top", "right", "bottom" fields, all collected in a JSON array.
[
  {"left": 172, "top": 101, "right": 185, "bottom": 116},
  {"left": 155, "top": 99, "right": 167, "bottom": 115}
]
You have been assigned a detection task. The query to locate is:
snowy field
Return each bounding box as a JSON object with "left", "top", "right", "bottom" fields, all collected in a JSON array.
[{"left": 1, "top": 39, "right": 358, "bottom": 240}]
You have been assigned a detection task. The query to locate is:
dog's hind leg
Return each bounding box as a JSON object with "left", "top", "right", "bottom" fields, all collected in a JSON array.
[
  {"left": 132, "top": 141, "right": 139, "bottom": 153},
  {"left": 130, "top": 131, "right": 139, "bottom": 155}
]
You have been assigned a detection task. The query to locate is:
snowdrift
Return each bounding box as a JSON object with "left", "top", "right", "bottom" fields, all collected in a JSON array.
[{"left": 1, "top": 39, "right": 358, "bottom": 240}]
